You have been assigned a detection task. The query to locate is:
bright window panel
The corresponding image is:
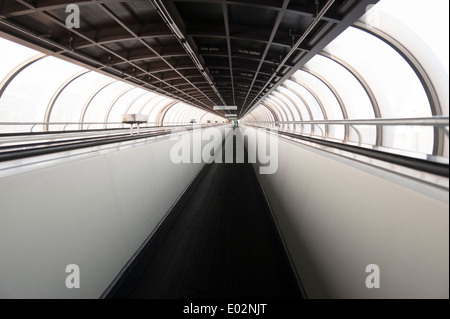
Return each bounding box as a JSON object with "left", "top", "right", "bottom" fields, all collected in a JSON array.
[
  {"left": 361, "top": 0, "right": 448, "bottom": 116},
  {"left": 250, "top": 107, "right": 265, "bottom": 122},
  {"left": 84, "top": 81, "right": 131, "bottom": 128},
  {"left": 147, "top": 99, "right": 172, "bottom": 124},
  {"left": 127, "top": 92, "right": 157, "bottom": 114},
  {"left": 324, "top": 27, "right": 433, "bottom": 153},
  {"left": 107, "top": 88, "right": 145, "bottom": 123},
  {"left": 269, "top": 96, "right": 295, "bottom": 131},
  {"left": 264, "top": 101, "right": 285, "bottom": 122},
  {"left": 0, "top": 56, "right": 84, "bottom": 131},
  {"left": 202, "top": 112, "right": 216, "bottom": 124},
  {"left": 0, "top": 38, "right": 40, "bottom": 83},
  {"left": 271, "top": 95, "right": 294, "bottom": 121},
  {"left": 279, "top": 85, "right": 312, "bottom": 121},
  {"left": 50, "top": 71, "right": 112, "bottom": 130},
  {"left": 178, "top": 105, "right": 199, "bottom": 124},
  {"left": 259, "top": 106, "right": 273, "bottom": 122},
  {"left": 248, "top": 106, "right": 269, "bottom": 122},
  {"left": 324, "top": 27, "right": 431, "bottom": 118},
  {"left": 146, "top": 97, "right": 172, "bottom": 122},
  {"left": 174, "top": 107, "right": 188, "bottom": 123},
  {"left": 273, "top": 91, "right": 301, "bottom": 121},
  {"left": 269, "top": 97, "right": 291, "bottom": 121},
  {"left": 304, "top": 55, "right": 374, "bottom": 119},
  {"left": 384, "top": 125, "right": 434, "bottom": 155},
  {"left": 289, "top": 73, "right": 329, "bottom": 120},
  {"left": 165, "top": 104, "right": 189, "bottom": 124},
  {"left": 278, "top": 86, "right": 313, "bottom": 135},
  {"left": 251, "top": 107, "right": 269, "bottom": 122}
]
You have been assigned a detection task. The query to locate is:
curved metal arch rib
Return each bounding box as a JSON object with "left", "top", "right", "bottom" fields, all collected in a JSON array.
[
  {"left": 319, "top": 51, "right": 383, "bottom": 146},
  {"left": 265, "top": 99, "right": 288, "bottom": 123},
  {"left": 268, "top": 95, "right": 296, "bottom": 131},
  {"left": 123, "top": 91, "right": 150, "bottom": 115},
  {"left": 251, "top": 107, "right": 266, "bottom": 122},
  {"left": 172, "top": 104, "right": 193, "bottom": 124},
  {"left": 138, "top": 94, "right": 163, "bottom": 115},
  {"left": 44, "top": 70, "right": 90, "bottom": 131},
  {"left": 262, "top": 107, "right": 274, "bottom": 122},
  {"left": 262, "top": 105, "right": 276, "bottom": 122},
  {"left": 271, "top": 93, "right": 297, "bottom": 122},
  {"left": 273, "top": 89, "right": 304, "bottom": 133},
  {"left": 353, "top": 21, "right": 443, "bottom": 155},
  {"left": 133, "top": 95, "right": 160, "bottom": 121},
  {"left": 273, "top": 90, "right": 304, "bottom": 121},
  {"left": 281, "top": 81, "right": 314, "bottom": 121},
  {"left": 0, "top": 53, "right": 46, "bottom": 99},
  {"left": 261, "top": 102, "right": 280, "bottom": 123},
  {"left": 247, "top": 113, "right": 258, "bottom": 122},
  {"left": 157, "top": 101, "right": 179, "bottom": 125},
  {"left": 300, "top": 67, "right": 346, "bottom": 140},
  {"left": 104, "top": 87, "right": 138, "bottom": 125},
  {"left": 284, "top": 79, "right": 323, "bottom": 135},
  {"left": 145, "top": 97, "right": 174, "bottom": 122},
  {"left": 254, "top": 106, "right": 273, "bottom": 122},
  {"left": 270, "top": 95, "right": 295, "bottom": 121},
  {"left": 79, "top": 80, "right": 116, "bottom": 129}
]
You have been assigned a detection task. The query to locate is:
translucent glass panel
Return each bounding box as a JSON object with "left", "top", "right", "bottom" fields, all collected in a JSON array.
[
  {"left": 247, "top": 106, "right": 271, "bottom": 123},
  {"left": 107, "top": 88, "right": 144, "bottom": 123},
  {"left": 50, "top": 71, "right": 112, "bottom": 130},
  {"left": 188, "top": 110, "right": 204, "bottom": 123},
  {"left": 304, "top": 55, "right": 374, "bottom": 119},
  {"left": 279, "top": 85, "right": 312, "bottom": 121},
  {"left": 289, "top": 74, "right": 328, "bottom": 120},
  {"left": 0, "top": 36, "right": 220, "bottom": 133},
  {"left": 84, "top": 81, "right": 132, "bottom": 128},
  {"left": 0, "top": 38, "right": 39, "bottom": 83},
  {"left": 255, "top": 107, "right": 271, "bottom": 122},
  {"left": 263, "top": 102, "right": 284, "bottom": 123},
  {"left": 127, "top": 93, "right": 157, "bottom": 114},
  {"left": 265, "top": 100, "right": 287, "bottom": 125},
  {"left": 253, "top": 106, "right": 267, "bottom": 122},
  {"left": 324, "top": 27, "right": 431, "bottom": 118},
  {"left": 268, "top": 96, "right": 295, "bottom": 130},
  {"left": 184, "top": 107, "right": 204, "bottom": 124},
  {"left": 0, "top": 56, "right": 84, "bottom": 131},
  {"left": 200, "top": 111, "right": 213, "bottom": 123},
  {"left": 285, "top": 77, "right": 328, "bottom": 137},
  {"left": 147, "top": 98, "right": 173, "bottom": 123},
  {"left": 361, "top": 0, "right": 449, "bottom": 115},
  {"left": 273, "top": 91, "right": 301, "bottom": 121},
  {"left": 323, "top": 26, "right": 434, "bottom": 152},
  {"left": 164, "top": 103, "right": 189, "bottom": 124},
  {"left": 385, "top": 125, "right": 434, "bottom": 155},
  {"left": 174, "top": 106, "right": 190, "bottom": 123}
]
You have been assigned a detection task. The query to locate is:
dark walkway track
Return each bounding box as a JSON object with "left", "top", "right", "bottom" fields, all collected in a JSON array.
[{"left": 108, "top": 132, "right": 301, "bottom": 299}]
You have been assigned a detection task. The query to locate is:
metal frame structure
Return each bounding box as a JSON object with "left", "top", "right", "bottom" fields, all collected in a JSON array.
[{"left": 243, "top": 17, "right": 447, "bottom": 157}]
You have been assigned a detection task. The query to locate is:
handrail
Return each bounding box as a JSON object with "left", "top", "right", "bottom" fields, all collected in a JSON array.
[
  {"left": 246, "top": 116, "right": 449, "bottom": 158},
  {"left": 245, "top": 123, "right": 449, "bottom": 178},
  {"left": 0, "top": 121, "right": 196, "bottom": 133},
  {"left": 247, "top": 117, "right": 449, "bottom": 126},
  {"left": 0, "top": 123, "right": 225, "bottom": 162}
]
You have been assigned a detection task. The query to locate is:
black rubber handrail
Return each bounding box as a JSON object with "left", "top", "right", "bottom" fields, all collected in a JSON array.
[{"left": 0, "top": 129, "right": 176, "bottom": 162}]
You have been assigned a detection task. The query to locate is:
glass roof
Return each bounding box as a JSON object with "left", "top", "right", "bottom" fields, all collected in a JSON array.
[
  {"left": 0, "top": 37, "right": 219, "bottom": 133},
  {"left": 243, "top": 0, "right": 449, "bottom": 158}
]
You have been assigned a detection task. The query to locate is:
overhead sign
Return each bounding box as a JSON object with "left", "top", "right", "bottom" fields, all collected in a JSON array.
[
  {"left": 225, "top": 114, "right": 237, "bottom": 117},
  {"left": 214, "top": 105, "right": 238, "bottom": 110}
]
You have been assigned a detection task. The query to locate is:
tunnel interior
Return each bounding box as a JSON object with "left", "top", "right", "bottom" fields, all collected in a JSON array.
[{"left": 0, "top": 0, "right": 448, "bottom": 300}]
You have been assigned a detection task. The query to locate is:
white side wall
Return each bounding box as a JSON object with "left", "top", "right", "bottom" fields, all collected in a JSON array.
[
  {"left": 0, "top": 126, "right": 228, "bottom": 298},
  {"left": 241, "top": 126, "right": 449, "bottom": 299}
]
